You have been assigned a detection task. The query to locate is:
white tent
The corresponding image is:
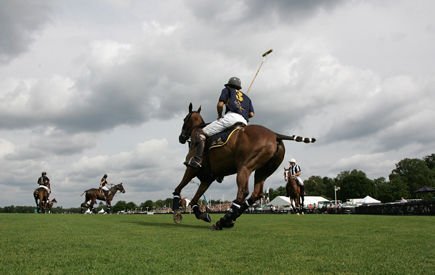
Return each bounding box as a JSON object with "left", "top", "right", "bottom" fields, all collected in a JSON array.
[
  {"left": 268, "top": 196, "right": 291, "bottom": 208},
  {"left": 267, "top": 195, "right": 329, "bottom": 208},
  {"left": 362, "top": 195, "right": 381, "bottom": 204},
  {"left": 303, "top": 196, "right": 329, "bottom": 207},
  {"left": 346, "top": 195, "right": 381, "bottom": 206}
]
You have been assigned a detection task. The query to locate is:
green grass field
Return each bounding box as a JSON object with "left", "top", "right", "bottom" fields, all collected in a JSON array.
[{"left": 0, "top": 213, "right": 433, "bottom": 274}]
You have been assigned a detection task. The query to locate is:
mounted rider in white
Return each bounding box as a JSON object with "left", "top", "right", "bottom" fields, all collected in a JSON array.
[{"left": 186, "top": 77, "right": 255, "bottom": 168}]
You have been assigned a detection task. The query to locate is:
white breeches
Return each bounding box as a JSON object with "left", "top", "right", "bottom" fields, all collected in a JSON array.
[
  {"left": 102, "top": 186, "right": 109, "bottom": 191},
  {"left": 296, "top": 177, "right": 304, "bottom": 186},
  {"left": 202, "top": 112, "right": 247, "bottom": 136}
]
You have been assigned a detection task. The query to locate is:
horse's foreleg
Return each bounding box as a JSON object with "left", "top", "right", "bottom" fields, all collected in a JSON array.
[
  {"left": 173, "top": 168, "right": 197, "bottom": 224},
  {"left": 89, "top": 199, "right": 96, "bottom": 212},
  {"left": 190, "top": 181, "right": 212, "bottom": 223},
  {"left": 173, "top": 168, "right": 197, "bottom": 210},
  {"left": 300, "top": 187, "right": 305, "bottom": 214},
  {"left": 106, "top": 200, "right": 112, "bottom": 213}
]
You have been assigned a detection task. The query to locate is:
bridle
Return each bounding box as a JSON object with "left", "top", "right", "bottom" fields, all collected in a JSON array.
[{"left": 179, "top": 112, "right": 193, "bottom": 144}]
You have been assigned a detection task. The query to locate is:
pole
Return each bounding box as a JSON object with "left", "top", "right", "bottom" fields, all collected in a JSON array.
[
  {"left": 246, "top": 49, "right": 273, "bottom": 93},
  {"left": 334, "top": 186, "right": 340, "bottom": 207}
]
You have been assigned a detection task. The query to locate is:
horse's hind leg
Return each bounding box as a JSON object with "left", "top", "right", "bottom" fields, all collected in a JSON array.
[
  {"left": 212, "top": 167, "right": 252, "bottom": 230},
  {"left": 34, "top": 195, "right": 40, "bottom": 212}
]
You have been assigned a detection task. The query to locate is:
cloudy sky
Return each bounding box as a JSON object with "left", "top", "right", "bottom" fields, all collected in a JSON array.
[{"left": 1, "top": 0, "right": 434, "bottom": 208}]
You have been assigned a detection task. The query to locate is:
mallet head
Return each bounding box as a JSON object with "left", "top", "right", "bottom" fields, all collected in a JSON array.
[{"left": 262, "top": 49, "right": 273, "bottom": 57}]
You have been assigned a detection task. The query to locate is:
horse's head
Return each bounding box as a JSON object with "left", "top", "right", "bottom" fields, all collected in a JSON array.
[
  {"left": 116, "top": 183, "right": 126, "bottom": 193},
  {"left": 179, "top": 103, "right": 204, "bottom": 144}
]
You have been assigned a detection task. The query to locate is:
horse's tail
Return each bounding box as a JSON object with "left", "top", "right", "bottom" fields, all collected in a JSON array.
[{"left": 276, "top": 133, "right": 316, "bottom": 143}]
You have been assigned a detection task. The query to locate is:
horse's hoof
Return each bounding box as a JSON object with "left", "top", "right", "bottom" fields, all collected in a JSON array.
[
  {"left": 173, "top": 210, "right": 183, "bottom": 224},
  {"left": 222, "top": 221, "right": 235, "bottom": 228},
  {"left": 200, "top": 213, "right": 212, "bottom": 223},
  {"left": 210, "top": 223, "right": 223, "bottom": 231}
]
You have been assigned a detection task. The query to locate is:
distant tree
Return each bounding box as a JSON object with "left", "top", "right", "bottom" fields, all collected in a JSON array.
[
  {"left": 373, "top": 177, "right": 388, "bottom": 201},
  {"left": 322, "top": 177, "right": 336, "bottom": 200},
  {"left": 424, "top": 153, "right": 435, "bottom": 170},
  {"left": 112, "top": 200, "right": 127, "bottom": 212},
  {"left": 382, "top": 175, "right": 409, "bottom": 202},
  {"left": 164, "top": 198, "right": 172, "bottom": 209},
  {"left": 126, "top": 201, "right": 137, "bottom": 210},
  {"left": 305, "top": 176, "right": 326, "bottom": 196},
  {"left": 155, "top": 200, "right": 165, "bottom": 208},
  {"left": 336, "top": 170, "right": 375, "bottom": 200},
  {"left": 140, "top": 200, "right": 154, "bottom": 210},
  {"left": 389, "top": 158, "right": 434, "bottom": 195}
]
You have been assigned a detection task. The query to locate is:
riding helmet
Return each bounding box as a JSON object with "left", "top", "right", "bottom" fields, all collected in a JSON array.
[
  {"left": 289, "top": 158, "right": 297, "bottom": 164},
  {"left": 225, "top": 77, "right": 242, "bottom": 90}
]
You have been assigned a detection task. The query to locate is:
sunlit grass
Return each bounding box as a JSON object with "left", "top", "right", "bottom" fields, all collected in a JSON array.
[{"left": 0, "top": 214, "right": 433, "bottom": 274}]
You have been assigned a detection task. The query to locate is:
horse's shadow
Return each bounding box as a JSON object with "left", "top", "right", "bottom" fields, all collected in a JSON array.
[{"left": 124, "top": 220, "right": 209, "bottom": 230}]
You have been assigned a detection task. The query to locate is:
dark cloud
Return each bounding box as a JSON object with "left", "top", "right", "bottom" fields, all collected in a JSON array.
[
  {"left": 1, "top": 0, "right": 434, "bottom": 207},
  {"left": 0, "top": 0, "right": 52, "bottom": 63},
  {"left": 186, "top": 0, "right": 343, "bottom": 25}
]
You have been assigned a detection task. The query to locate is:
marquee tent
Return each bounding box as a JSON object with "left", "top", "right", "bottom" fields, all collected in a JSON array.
[
  {"left": 268, "top": 195, "right": 329, "bottom": 208},
  {"left": 347, "top": 195, "right": 381, "bottom": 206},
  {"left": 362, "top": 195, "right": 381, "bottom": 204}
]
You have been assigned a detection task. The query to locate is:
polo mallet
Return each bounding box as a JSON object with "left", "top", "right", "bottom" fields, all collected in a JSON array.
[{"left": 246, "top": 49, "right": 273, "bottom": 93}]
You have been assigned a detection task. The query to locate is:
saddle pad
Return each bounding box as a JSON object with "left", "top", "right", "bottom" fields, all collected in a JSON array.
[
  {"left": 208, "top": 126, "right": 242, "bottom": 149},
  {"left": 37, "top": 185, "right": 50, "bottom": 192}
]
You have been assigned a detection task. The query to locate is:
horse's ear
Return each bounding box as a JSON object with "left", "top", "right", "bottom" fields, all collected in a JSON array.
[
  {"left": 197, "top": 105, "right": 201, "bottom": 113},
  {"left": 189, "top": 103, "right": 193, "bottom": 113}
]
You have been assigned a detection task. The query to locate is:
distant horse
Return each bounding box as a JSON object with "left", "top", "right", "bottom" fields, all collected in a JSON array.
[
  {"left": 80, "top": 183, "right": 125, "bottom": 213},
  {"left": 284, "top": 168, "right": 304, "bottom": 214},
  {"left": 173, "top": 103, "right": 315, "bottom": 230},
  {"left": 179, "top": 197, "right": 191, "bottom": 213},
  {"left": 33, "top": 186, "right": 50, "bottom": 213}
]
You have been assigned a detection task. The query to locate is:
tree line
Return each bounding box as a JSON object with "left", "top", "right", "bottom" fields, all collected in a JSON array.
[
  {"left": 1, "top": 154, "right": 434, "bottom": 213},
  {"left": 269, "top": 153, "right": 435, "bottom": 202}
]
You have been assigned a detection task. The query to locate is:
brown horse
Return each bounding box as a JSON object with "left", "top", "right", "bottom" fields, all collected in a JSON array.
[
  {"left": 80, "top": 183, "right": 125, "bottom": 213},
  {"left": 33, "top": 186, "right": 50, "bottom": 213},
  {"left": 284, "top": 168, "right": 304, "bottom": 214},
  {"left": 173, "top": 103, "right": 315, "bottom": 230}
]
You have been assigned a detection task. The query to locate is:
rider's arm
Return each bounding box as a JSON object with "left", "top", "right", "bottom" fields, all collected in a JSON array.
[
  {"left": 248, "top": 101, "right": 255, "bottom": 118},
  {"left": 294, "top": 166, "right": 302, "bottom": 177},
  {"left": 217, "top": 101, "right": 225, "bottom": 119}
]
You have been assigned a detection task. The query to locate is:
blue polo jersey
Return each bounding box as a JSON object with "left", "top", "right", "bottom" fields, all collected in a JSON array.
[{"left": 219, "top": 87, "right": 254, "bottom": 121}]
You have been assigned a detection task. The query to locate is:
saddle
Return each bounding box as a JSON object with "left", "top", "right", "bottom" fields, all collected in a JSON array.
[
  {"left": 196, "top": 123, "right": 244, "bottom": 183},
  {"left": 37, "top": 185, "right": 51, "bottom": 193},
  {"left": 99, "top": 189, "right": 111, "bottom": 198},
  {"left": 207, "top": 123, "right": 244, "bottom": 150}
]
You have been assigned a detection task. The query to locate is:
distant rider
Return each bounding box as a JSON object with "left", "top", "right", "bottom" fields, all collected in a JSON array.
[
  {"left": 186, "top": 77, "right": 255, "bottom": 168},
  {"left": 37, "top": 171, "right": 51, "bottom": 193},
  {"left": 286, "top": 159, "right": 305, "bottom": 196},
  {"left": 99, "top": 174, "right": 110, "bottom": 200}
]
